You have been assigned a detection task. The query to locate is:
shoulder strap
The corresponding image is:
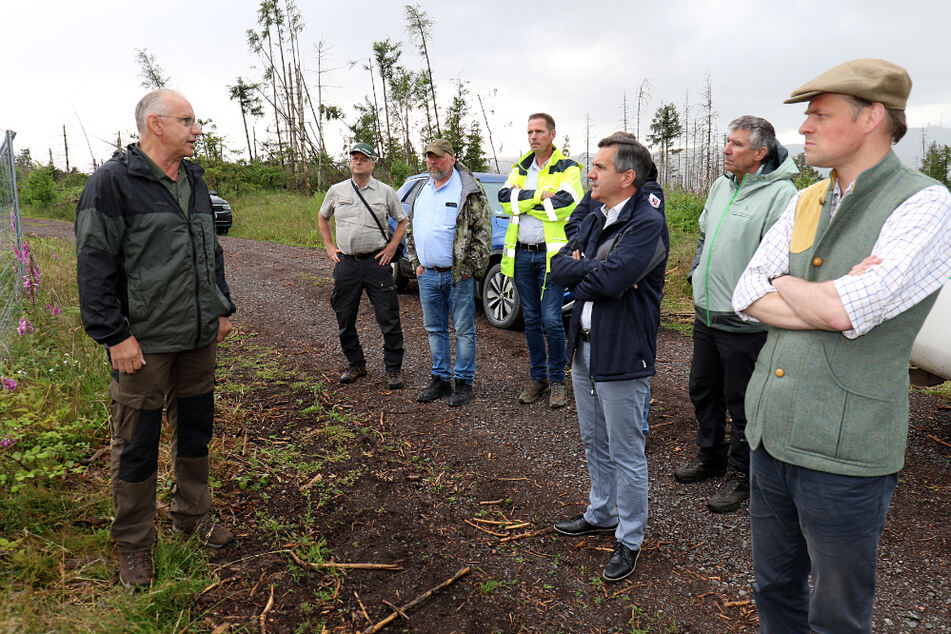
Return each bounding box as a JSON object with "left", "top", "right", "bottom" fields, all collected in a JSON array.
[{"left": 351, "top": 180, "right": 390, "bottom": 242}]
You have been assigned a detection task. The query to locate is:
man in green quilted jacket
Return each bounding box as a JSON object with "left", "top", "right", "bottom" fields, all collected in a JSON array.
[{"left": 732, "top": 60, "right": 951, "bottom": 632}]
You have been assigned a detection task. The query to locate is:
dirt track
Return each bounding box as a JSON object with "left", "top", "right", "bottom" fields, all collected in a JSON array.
[{"left": 26, "top": 218, "right": 951, "bottom": 632}]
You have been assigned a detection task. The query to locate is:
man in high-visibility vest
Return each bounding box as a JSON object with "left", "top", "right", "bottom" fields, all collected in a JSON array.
[{"left": 498, "top": 113, "right": 583, "bottom": 408}]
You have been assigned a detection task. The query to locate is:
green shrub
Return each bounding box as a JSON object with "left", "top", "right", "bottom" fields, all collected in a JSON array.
[
  {"left": 20, "top": 168, "right": 57, "bottom": 208},
  {"left": 665, "top": 189, "right": 706, "bottom": 233}
]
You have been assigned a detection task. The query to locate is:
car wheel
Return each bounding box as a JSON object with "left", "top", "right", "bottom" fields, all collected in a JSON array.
[
  {"left": 482, "top": 263, "right": 521, "bottom": 329},
  {"left": 391, "top": 262, "right": 409, "bottom": 290}
]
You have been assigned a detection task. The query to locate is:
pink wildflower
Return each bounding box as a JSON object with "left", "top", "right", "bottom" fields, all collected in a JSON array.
[
  {"left": 1, "top": 377, "right": 16, "bottom": 390},
  {"left": 46, "top": 303, "right": 60, "bottom": 317},
  {"left": 0, "top": 438, "right": 15, "bottom": 449},
  {"left": 16, "top": 318, "right": 33, "bottom": 335}
]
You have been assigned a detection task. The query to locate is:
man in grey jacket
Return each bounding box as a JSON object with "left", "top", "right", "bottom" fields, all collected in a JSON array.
[{"left": 673, "top": 116, "right": 797, "bottom": 513}]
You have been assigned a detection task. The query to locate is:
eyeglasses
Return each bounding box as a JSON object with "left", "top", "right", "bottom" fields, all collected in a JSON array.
[{"left": 156, "top": 115, "right": 199, "bottom": 128}]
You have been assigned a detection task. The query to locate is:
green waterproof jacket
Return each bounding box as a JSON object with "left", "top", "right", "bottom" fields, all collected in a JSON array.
[
  {"left": 689, "top": 145, "right": 798, "bottom": 331},
  {"left": 75, "top": 144, "right": 235, "bottom": 354}
]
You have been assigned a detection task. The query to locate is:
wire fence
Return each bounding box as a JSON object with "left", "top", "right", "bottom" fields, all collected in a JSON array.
[{"left": 0, "top": 129, "right": 25, "bottom": 358}]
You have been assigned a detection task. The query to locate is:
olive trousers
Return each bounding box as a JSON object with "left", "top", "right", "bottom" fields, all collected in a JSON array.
[{"left": 108, "top": 343, "right": 217, "bottom": 552}]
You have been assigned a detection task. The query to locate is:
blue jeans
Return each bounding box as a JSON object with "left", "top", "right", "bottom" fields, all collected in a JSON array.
[
  {"left": 572, "top": 341, "right": 650, "bottom": 550},
  {"left": 750, "top": 447, "right": 897, "bottom": 633},
  {"left": 417, "top": 269, "right": 476, "bottom": 383},
  {"left": 513, "top": 248, "right": 565, "bottom": 382}
]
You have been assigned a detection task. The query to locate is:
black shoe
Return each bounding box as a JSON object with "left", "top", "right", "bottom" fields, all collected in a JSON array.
[
  {"left": 553, "top": 514, "right": 618, "bottom": 536},
  {"left": 448, "top": 380, "right": 472, "bottom": 407},
  {"left": 386, "top": 370, "right": 403, "bottom": 390},
  {"left": 603, "top": 542, "right": 640, "bottom": 582},
  {"left": 339, "top": 366, "right": 367, "bottom": 384},
  {"left": 706, "top": 468, "right": 750, "bottom": 513},
  {"left": 673, "top": 458, "right": 727, "bottom": 483},
  {"left": 417, "top": 376, "right": 452, "bottom": 403}
]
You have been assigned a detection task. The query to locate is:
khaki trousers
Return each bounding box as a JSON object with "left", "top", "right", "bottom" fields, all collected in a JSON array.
[{"left": 108, "top": 343, "right": 217, "bottom": 552}]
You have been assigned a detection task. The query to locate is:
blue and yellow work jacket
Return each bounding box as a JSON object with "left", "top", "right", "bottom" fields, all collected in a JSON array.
[{"left": 498, "top": 146, "right": 583, "bottom": 278}]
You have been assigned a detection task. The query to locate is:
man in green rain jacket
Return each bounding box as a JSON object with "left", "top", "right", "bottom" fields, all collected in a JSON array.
[{"left": 673, "top": 116, "right": 797, "bottom": 513}]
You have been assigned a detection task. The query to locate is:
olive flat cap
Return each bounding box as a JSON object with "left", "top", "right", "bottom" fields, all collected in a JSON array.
[
  {"left": 424, "top": 139, "right": 454, "bottom": 157},
  {"left": 784, "top": 58, "right": 911, "bottom": 110}
]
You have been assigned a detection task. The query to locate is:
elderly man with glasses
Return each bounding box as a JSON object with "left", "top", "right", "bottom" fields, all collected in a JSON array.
[{"left": 76, "top": 89, "right": 236, "bottom": 588}]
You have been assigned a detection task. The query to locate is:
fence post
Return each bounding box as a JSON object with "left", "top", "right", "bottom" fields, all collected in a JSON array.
[{"left": 0, "top": 129, "right": 25, "bottom": 357}]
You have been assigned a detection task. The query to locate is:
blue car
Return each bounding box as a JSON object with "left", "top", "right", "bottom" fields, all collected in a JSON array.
[{"left": 390, "top": 172, "right": 572, "bottom": 329}]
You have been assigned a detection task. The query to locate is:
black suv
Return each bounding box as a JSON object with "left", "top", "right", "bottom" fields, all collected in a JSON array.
[{"left": 209, "top": 191, "right": 232, "bottom": 235}]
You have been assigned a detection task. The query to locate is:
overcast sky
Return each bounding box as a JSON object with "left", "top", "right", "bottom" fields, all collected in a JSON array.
[{"left": 4, "top": 0, "right": 951, "bottom": 174}]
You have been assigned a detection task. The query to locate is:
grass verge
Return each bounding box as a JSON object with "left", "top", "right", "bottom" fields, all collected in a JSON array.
[{"left": 0, "top": 238, "right": 216, "bottom": 632}]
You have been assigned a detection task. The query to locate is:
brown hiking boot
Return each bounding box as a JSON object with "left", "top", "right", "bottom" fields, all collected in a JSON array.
[
  {"left": 118, "top": 549, "right": 153, "bottom": 588},
  {"left": 339, "top": 366, "right": 367, "bottom": 384},
  {"left": 386, "top": 370, "right": 404, "bottom": 390},
  {"left": 518, "top": 379, "right": 549, "bottom": 404},
  {"left": 174, "top": 517, "right": 235, "bottom": 549},
  {"left": 549, "top": 381, "right": 568, "bottom": 409}
]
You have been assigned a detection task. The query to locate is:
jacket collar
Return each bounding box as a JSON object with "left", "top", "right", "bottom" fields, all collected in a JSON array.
[
  {"left": 518, "top": 145, "right": 564, "bottom": 172},
  {"left": 122, "top": 143, "right": 204, "bottom": 182}
]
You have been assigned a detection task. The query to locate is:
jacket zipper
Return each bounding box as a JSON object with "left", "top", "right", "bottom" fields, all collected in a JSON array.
[
  {"left": 183, "top": 182, "right": 203, "bottom": 349},
  {"left": 704, "top": 174, "right": 745, "bottom": 326}
]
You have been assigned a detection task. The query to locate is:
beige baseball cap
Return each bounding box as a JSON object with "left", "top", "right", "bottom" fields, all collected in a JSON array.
[{"left": 784, "top": 58, "right": 911, "bottom": 110}]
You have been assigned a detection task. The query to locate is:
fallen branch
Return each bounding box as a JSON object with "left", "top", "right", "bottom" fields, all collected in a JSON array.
[
  {"left": 200, "top": 576, "right": 236, "bottom": 597},
  {"left": 381, "top": 599, "right": 408, "bottom": 620},
  {"left": 927, "top": 434, "right": 951, "bottom": 449},
  {"left": 499, "top": 527, "right": 551, "bottom": 543},
  {"left": 479, "top": 499, "right": 504, "bottom": 505},
  {"left": 289, "top": 551, "right": 403, "bottom": 571},
  {"left": 723, "top": 599, "right": 751, "bottom": 608},
  {"left": 80, "top": 444, "right": 109, "bottom": 466},
  {"left": 504, "top": 522, "right": 530, "bottom": 531},
  {"left": 363, "top": 567, "right": 471, "bottom": 633},
  {"left": 259, "top": 584, "right": 274, "bottom": 634},
  {"left": 464, "top": 519, "right": 507, "bottom": 537},
  {"left": 354, "top": 591, "right": 371, "bottom": 624},
  {"left": 470, "top": 518, "right": 516, "bottom": 525}
]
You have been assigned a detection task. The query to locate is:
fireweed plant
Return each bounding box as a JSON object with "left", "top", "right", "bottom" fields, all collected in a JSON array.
[{"left": 0, "top": 236, "right": 107, "bottom": 492}]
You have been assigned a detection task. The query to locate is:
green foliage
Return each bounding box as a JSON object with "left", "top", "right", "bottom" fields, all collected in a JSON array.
[
  {"left": 0, "top": 239, "right": 109, "bottom": 492},
  {"left": 198, "top": 158, "right": 289, "bottom": 197},
  {"left": 648, "top": 104, "right": 683, "bottom": 184},
  {"left": 20, "top": 167, "right": 57, "bottom": 208},
  {"left": 920, "top": 142, "right": 951, "bottom": 187},
  {"left": 664, "top": 189, "right": 706, "bottom": 233},
  {"left": 792, "top": 152, "right": 822, "bottom": 189},
  {"left": 228, "top": 190, "right": 325, "bottom": 246},
  {"left": 662, "top": 190, "right": 706, "bottom": 326},
  {"left": 387, "top": 159, "right": 415, "bottom": 186},
  {"left": 134, "top": 47, "right": 169, "bottom": 89},
  {"left": 647, "top": 104, "right": 682, "bottom": 149},
  {"left": 444, "top": 79, "right": 486, "bottom": 170}
]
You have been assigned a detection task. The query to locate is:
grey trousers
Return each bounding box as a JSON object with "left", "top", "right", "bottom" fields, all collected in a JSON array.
[{"left": 572, "top": 341, "right": 650, "bottom": 550}]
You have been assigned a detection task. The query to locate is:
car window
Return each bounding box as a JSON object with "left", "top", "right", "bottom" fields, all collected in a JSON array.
[{"left": 479, "top": 181, "right": 506, "bottom": 217}]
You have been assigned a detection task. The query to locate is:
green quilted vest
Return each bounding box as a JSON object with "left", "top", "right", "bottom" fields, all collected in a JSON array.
[{"left": 745, "top": 151, "right": 940, "bottom": 476}]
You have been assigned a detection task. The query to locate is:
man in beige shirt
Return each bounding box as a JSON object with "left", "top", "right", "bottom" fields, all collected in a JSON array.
[{"left": 318, "top": 143, "right": 408, "bottom": 389}]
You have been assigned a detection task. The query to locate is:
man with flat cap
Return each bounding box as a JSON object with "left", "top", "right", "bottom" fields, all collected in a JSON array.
[
  {"left": 319, "top": 142, "right": 407, "bottom": 389},
  {"left": 733, "top": 59, "right": 951, "bottom": 631},
  {"left": 406, "top": 139, "right": 491, "bottom": 406}
]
